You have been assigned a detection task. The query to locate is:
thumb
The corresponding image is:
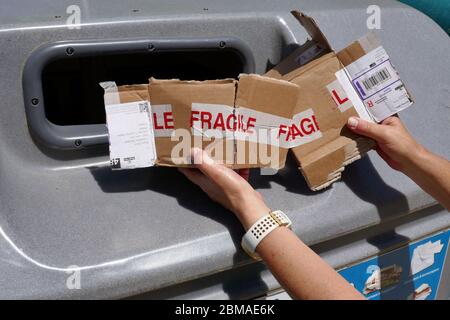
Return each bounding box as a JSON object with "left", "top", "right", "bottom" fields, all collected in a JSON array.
[
  {"left": 192, "top": 148, "right": 246, "bottom": 190},
  {"left": 191, "top": 148, "right": 227, "bottom": 185},
  {"left": 347, "top": 117, "right": 386, "bottom": 142}
]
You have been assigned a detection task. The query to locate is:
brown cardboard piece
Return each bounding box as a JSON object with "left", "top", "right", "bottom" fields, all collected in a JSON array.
[
  {"left": 105, "top": 75, "right": 300, "bottom": 169},
  {"left": 148, "top": 78, "right": 237, "bottom": 167},
  {"left": 265, "top": 11, "right": 379, "bottom": 190},
  {"left": 103, "top": 10, "right": 412, "bottom": 191},
  {"left": 234, "top": 74, "right": 300, "bottom": 169}
]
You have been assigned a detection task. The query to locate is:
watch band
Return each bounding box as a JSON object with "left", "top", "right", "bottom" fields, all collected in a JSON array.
[{"left": 241, "top": 210, "right": 292, "bottom": 259}]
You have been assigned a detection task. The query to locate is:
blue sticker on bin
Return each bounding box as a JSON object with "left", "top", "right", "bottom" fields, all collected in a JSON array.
[{"left": 338, "top": 229, "right": 450, "bottom": 300}]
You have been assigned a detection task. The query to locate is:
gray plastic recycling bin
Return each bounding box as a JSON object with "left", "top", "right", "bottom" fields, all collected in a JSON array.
[{"left": 0, "top": 0, "right": 449, "bottom": 299}]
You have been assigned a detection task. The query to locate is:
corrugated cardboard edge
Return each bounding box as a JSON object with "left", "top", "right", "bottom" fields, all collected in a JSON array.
[
  {"left": 299, "top": 32, "right": 391, "bottom": 190},
  {"left": 297, "top": 32, "right": 381, "bottom": 190},
  {"left": 272, "top": 18, "right": 379, "bottom": 191},
  {"left": 302, "top": 137, "right": 376, "bottom": 191},
  {"left": 265, "top": 11, "right": 333, "bottom": 79},
  {"left": 291, "top": 10, "right": 332, "bottom": 52}
]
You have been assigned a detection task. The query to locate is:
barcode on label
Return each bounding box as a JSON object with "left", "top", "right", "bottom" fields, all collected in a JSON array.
[
  {"left": 362, "top": 68, "right": 391, "bottom": 90},
  {"left": 138, "top": 102, "right": 149, "bottom": 113}
]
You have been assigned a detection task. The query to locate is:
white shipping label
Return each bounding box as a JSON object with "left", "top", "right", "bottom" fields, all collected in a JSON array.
[
  {"left": 344, "top": 46, "right": 413, "bottom": 122},
  {"left": 105, "top": 101, "right": 157, "bottom": 170}
]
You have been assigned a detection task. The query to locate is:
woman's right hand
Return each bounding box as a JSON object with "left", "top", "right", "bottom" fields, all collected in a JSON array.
[
  {"left": 347, "top": 115, "right": 450, "bottom": 212},
  {"left": 346, "top": 116, "right": 426, "bottom": 173}
]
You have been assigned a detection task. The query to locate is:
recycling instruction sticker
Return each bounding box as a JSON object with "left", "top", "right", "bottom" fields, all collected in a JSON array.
[{"left": 338, "top": 229, "right": 450, "bottom": 300}]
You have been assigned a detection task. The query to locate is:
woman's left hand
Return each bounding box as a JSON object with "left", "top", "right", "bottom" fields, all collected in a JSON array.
[{"left": 179, "top": 148, "right": 269, "bottom": 230}]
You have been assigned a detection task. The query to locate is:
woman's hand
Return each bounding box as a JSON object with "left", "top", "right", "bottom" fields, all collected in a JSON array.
[
  {"left": 176, "top": 116, "right": 446, "bottom": 300},
  {"left": 347, "top": 116, "right": 426, "bottom": 173},
  {"left": 179, "top": 148, "right": 269, "bottom": 230},
  {"left": 179, "top": 149, "right": 365, "bottom": 300},
  {"left": 347, "top": 115, "right": 450, "bottom": 211}
]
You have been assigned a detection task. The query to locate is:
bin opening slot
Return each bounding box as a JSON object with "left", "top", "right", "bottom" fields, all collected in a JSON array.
[{"left": 42, "top": 50, "right": 245, "bottom": 126}]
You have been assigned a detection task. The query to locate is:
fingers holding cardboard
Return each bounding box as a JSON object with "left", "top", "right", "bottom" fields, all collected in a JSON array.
[
  {"left": 178, "top": 167, "right": 207, "bottom": 187},
  {"left": 347, "top": 117, "right": 387, "bottom": 143},
  {"left": 191, "top": 148, "right": 231, "bottom": 186}
]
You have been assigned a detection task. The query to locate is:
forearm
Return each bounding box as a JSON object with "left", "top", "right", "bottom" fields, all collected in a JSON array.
[
  {"left": 255, "top": 226, "right": 364, "bottom": 300},
  {"left": 183, "top": 148, "right": 364, "bottom": 299},
  {"left": 403, "top": 148, "right": 450, "bottom": 211}
]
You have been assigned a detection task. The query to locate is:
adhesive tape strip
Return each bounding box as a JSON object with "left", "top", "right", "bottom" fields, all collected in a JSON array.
[
  {"left": 190, "top": 103, "right": 323, "bottom": 148},
  {"left": 99, "top": 81, "right": 121, "bottom": 105}
]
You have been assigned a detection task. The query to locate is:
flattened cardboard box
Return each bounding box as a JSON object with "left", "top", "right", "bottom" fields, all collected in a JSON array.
[
  {"left": 148, "top": 78, "right": 237, "bottom": 167},
  {"left": 102, "top": 10, "right": 413, "bottom": 190},
  {"left": 265, "top": 11, "right": 413, "bottom": 190},
  {"left": 234, "top": 74, "right": 305, "bottom": 169},
  {"left": 102, "top": 75, "right": 302, "bottom": 170}
]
